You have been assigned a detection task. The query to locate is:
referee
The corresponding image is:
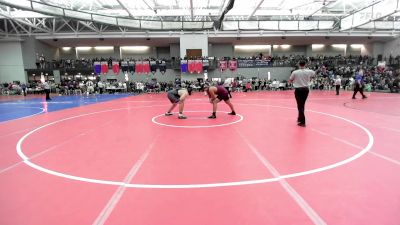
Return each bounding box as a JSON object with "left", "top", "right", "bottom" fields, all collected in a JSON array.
[{"left": 289, "top": 60, "right": 315, "bottom": 127}]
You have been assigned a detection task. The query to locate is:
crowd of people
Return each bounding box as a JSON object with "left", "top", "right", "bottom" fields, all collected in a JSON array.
[
  {"left": 36, "top": 54, "right": 396, "bottom": 70},
  {"left": 3, "top": 54, "right": 399, "bottom": 97}
]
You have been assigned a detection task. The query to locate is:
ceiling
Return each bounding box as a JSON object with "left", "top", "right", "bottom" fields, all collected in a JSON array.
[
  {"left": 0, "top": 0, "right": 399, "bottom": 38},
  {"left": 37, "top": 35, "right": 396, "bottom": 47}
]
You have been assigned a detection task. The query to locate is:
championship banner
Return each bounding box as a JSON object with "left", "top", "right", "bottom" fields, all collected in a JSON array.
[
  {"left": 101, "top": 61, "right": 109, "bottom": 74},
  {"left": 202, "top": 59, "right": 209, "bottom": 72},
  {"left": 128, "top": 61, "right": 135, "bottom": 74},
  {"left": 150, "top": 61, "right": 157, "bottom": 74},
  {"left": 121, "top": 61, "right": 129, "bottom": 73},
  {"left": 195, "top": 60, "right": 203, "bottom": 74},
  {"left": 181, "top": 60, "right": 188, "bottom": 73},
  {"left": 135, "top": 61, "right": 143, "bottom": 74},
  {"left": 112, "top": 61, "right": 120, "bottom": 74},
  {"left": 188, "top": 60, "right": 196, "bottom": 74},
  {"left": 229, "top": 60, "right": 237, "bottom": 71},
  {"left": 219, "top": 60, "right": 228, "bottom": 72},
  {"left": 93, "top": 61, "right": 101, "bottom": 74},
  {"left": 142, "top": 61, "right": 150, "bottom": 74},
  {"left": 159, "top": 60, "right": 167, "bottom": 74}
]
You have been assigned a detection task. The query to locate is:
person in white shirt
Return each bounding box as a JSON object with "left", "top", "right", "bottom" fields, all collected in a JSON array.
[
  {"left": 223, "top": 78, "right": 233, "bottom": 98},
  {"left": 42, "top": 81, "right": 51, "bottom": 101},
  {"left": 288, "top": 60, "right": 315, "bottom": 127},
  {"left": 334, "top": 75, "right": 342, "bottom": 95},
  {"left": 86, "top": 80, "right": 94, "bottom": 95},
  {"left": 97, "top": 81, "right": 104, "bottom": 94}
]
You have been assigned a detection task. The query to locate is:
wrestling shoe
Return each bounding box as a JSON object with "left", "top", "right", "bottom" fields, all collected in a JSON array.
[
  {"left": 207, "top": 115, "right": 216, "bottom": 119},
  {"left": 228, "top": 111, "right": 236, "bottom": 115},
  {"left": 178, "top": 115, "right": 187, "bottom": 119},
  {"left": 165, "top": 112, "right": 173, "bottom": 116}
]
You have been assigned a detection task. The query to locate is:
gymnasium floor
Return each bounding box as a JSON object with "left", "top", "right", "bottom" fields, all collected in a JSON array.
[{"left": 0, "top": 90, "right": 399, "bottom": 225}]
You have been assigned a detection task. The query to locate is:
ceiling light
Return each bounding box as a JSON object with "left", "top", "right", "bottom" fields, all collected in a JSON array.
[
  {"left": 76, "top": 47, "right": 92, "bottom": 51},
  {"left": 332, "top": 44, "right": 347, "bottom": 48},
  {"left": 234, "top": 45, "right": 271, "bottom": 50},
  {"left": 312, "top": 44, "right": 324, "bottom": 49},
  {"left": 120, "top": 46, "right": 150, "bottom": 51},
  {"left": 350, "top": 44, "right": 364, "bottom": 48},
  {"left": 94, "top": 46, "right": 114, "bottom": 50}
]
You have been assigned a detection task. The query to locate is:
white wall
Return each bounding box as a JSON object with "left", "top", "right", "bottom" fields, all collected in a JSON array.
[
  {"left": 209, "top": 67, "right": 293, "bottom": 81},
  {"left": 311, "top": 45, "right": 346, "bottom": 56},
  {"left": 20, "top": 37, "right": 58, "bottom": 69},
  {"left": 76, "top": 47, "right": 120, "bottom": 59},
  {"left": 0, "top": 42, "right": 26, "bottom": 83},
  {"left": 383, "top": 37, "right": 400, "bottom": 58},
  {"left": 156, "top": 47, "right": 170, "bottom": 59},
  {"left": 21, "top": 37, "right": 36, "bottom": 69},
  {"left": 234, "top": 46, "right": 271, "bottom": 58},
  {"left": 372, "top": 42, "right": 384, "bottom": 61},
  {"left": 59, "top": 47, "right": 77, "bottom": 59},
  {"left": 121, "top": 47, "right": 157, "bottom": 59},
  {"left": 209, "top": 44, "right": 234, "bottom": 58},
  {"left": 180, "top": 34, "right": 208, "bottom": 57},
  {"left": 170, "top": 43, "right": 180, "bottom": 58},
  {"left": 361, "top": 44, "right": 373, "bottom": 56},
  {"left": 272, "top": 45, "right": 307, "bottom": 56},
  {"left": 346, "top": 45, "right": 362, "bottom": 56}
]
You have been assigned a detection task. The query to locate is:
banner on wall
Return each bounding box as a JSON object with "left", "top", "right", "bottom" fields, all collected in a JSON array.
[
  {"left": 150, "top": 61, "right": 157, "bottom": 74},
  {"left": 128, "top": 61, "right": 135, "bottom": 74},
  {"left": 195, "top": 60, "right": 203, "bottom": 74},
  {"left": 202, "top": 59, "right": 209, "bottom": 72},
  {"left": 112, "top": 61, "right": 120, "bottom": 74},
  {"left": 101, "top": 61, "right": 109, "bottom": 74},
  {"left": 121, "top": 61, "right": 129, "bottom": 73},
  {"left": 219, "top": 60, "right": 228, "bottom": 72},
  {"left": 142, "top": 61, "right": 150, "bottom": 74},
  {"left": 136, "top": 61, "right": 143, "bottom": 74},
  {"left": 229, "top": 60, "right": 237, "bottom": 71},
  {"left": 237, "top": 59, "right": 271, "bottom": 68},
  {"left": 188, "top": 60, "right": 196, "bottom": 74},
  {"left": 181, "top": 60, "right": 188, "bottom": 73},
  {"left": 254, "top": 59, "right": 271, "bottom": 67},
  {"left": 94, "top": 62, "right": 101, "bottom": 74},
  {"left": 159, "top": 60, "right": 166, "bottom": 74}
]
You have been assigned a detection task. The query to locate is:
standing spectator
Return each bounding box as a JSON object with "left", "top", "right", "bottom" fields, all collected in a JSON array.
[
  {"left": 86, "top": 80, "right": 94, "bottom": 95},
  {"left": 39, "top": 54, "right": 46, "bottom": 69},
  {"left": 35, "top": 53, "right": 40, "bottom": 69},
  {"left": 97, "top": 80, "right": 104, "bottom": 94},
  {"left": 288, "top": 60, "right": 315, "bottom": 127},
  {"left": 21, "top": 83, "right": 27, "bottom": 96}
]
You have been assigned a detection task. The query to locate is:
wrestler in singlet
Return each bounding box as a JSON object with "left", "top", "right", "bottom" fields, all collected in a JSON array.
[
  {"left": 216, "top": 85, "right": 230, "bottom": 101},
  {"left": 167, "top": 88, "right": 181, "bottom": 103}
]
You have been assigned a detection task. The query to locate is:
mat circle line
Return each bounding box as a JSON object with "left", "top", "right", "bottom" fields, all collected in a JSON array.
[
  {"left": 152, "top": 111, "right": 244, "bottom": 128},
  {"left": 16, "top": 104, "right": 373, "bottom": 189}
]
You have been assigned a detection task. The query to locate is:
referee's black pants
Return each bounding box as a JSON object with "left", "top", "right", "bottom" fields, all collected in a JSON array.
[
  {"left": 335, "top": 85, "right": 340, "bottom": 95},
  {"left": 45, "top": 89, "right": 51, "bottom": 100},
  {"left": 295, "top": 87, "right": 309, "bottom": 124},
  {"left": 352, "top": 84, "right": 366, "bottom": 98}
]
